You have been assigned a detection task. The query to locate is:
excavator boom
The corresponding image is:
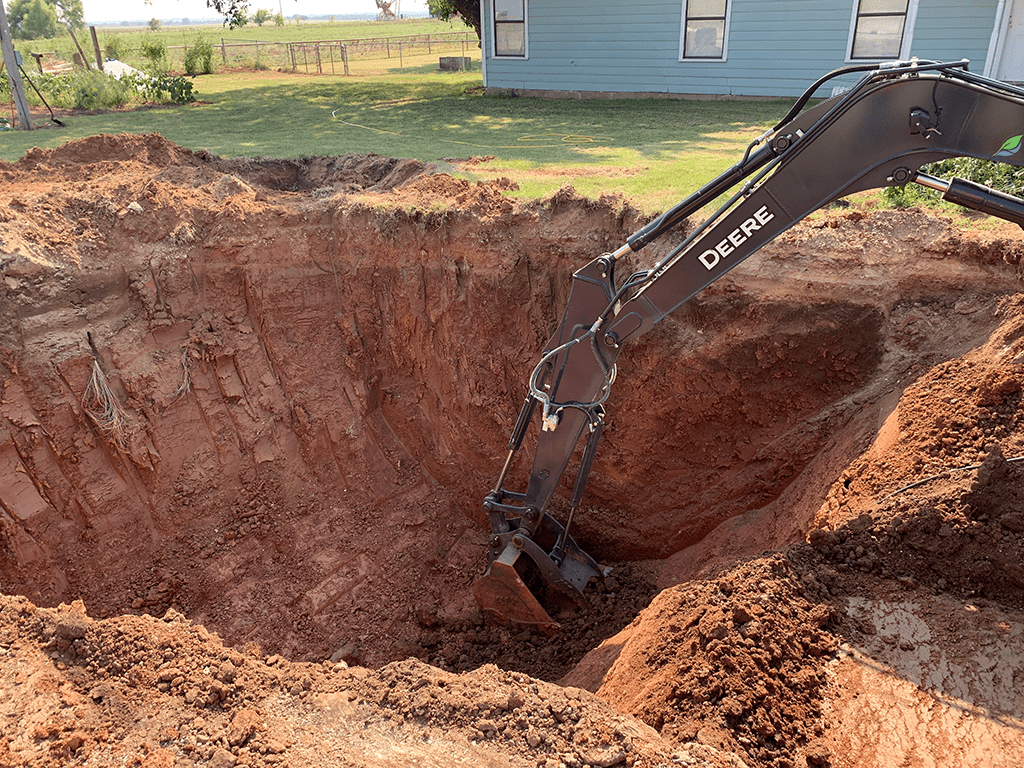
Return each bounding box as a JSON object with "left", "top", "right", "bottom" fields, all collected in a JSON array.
[{"left": 476, "top": 59, "right": 1024, "bottom": 630}]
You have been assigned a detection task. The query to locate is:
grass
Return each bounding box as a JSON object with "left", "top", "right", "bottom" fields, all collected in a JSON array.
[
  {"left": 2, "top": 16, "right": 799, "bottom": 211},
  {"left": 1, "top": 60, "right": 792, "bottom": 212},
  {"left": 9, "top": 17, "right": 1013, "bottom": 218}
]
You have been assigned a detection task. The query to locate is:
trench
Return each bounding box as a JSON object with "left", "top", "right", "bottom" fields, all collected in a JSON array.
[{"left": 2, "top": 136, "right": 1021, "bottom": 684}]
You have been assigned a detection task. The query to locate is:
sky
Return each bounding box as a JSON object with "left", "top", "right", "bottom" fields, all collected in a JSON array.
[{"left": 81, "top": 0, "right": 430, "bottom": 25}]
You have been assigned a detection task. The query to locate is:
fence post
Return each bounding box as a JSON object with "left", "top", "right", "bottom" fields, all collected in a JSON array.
[
  {"left": 89, "top": 25, "right": 103, "bottom": 68},
  {"left": 315, "top": 43, "right": 322, "bottom": 74},
  {"left": 342, "top": 43, "right": 348, "bottom": 76},
  {"left": 65, "top": 24, "right": 91, "bottom": 69},
  {"left": 221, "top": 39, "right": 227, "bottom": 65},
  {"left": 290, "top": 42, "right": 296, "bottom": 71}
]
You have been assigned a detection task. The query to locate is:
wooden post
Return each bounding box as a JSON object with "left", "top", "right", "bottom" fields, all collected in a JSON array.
[
  {"left": 221, "top": 38, "right": 227, "bottom": 65},
  {"left": 89, "top": 25, "right": 102, "bottom": 69},
  {"left": 65, "top": 24, "right": 90, "bottom": 69},
  {"left": 0, "top": 0, "right": 32, "bottom": 130},
  {"left": 289, "top": 42, "right": 296, "bottom": 71},
  {"left": 342, "top": 43, "right": 348, "bottom": 76}
]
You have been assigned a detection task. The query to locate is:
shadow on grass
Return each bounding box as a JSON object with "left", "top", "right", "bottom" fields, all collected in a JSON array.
[{"left": 0, "top": 77, "right": 792, "bottom": 208}]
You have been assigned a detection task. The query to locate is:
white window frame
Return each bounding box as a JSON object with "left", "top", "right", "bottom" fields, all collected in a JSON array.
[
  {"left": 492, "top": 0, "right": 529, "bottom": 60},
  {"left": 845, "top": 0, "right": 919, "bottom": 62},
  {"left": 678, "top": 0, "right": 732, "bottom": 63}
]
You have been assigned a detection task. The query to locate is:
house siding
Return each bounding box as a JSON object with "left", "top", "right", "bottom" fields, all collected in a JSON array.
[
  {"left": 911, "top": 0, "right": 996, "bottom": 68},
  {"left": 482, "top": 0, "right": 1002, "bottom": 98}
]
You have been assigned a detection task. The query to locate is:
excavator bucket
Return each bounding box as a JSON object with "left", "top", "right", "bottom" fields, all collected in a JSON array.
[
  {"left": 474, "top": 514, "right": 604, "bottom": 634},
  {"left": 474, "top": 546, "right": 562, "bottom": 634}
]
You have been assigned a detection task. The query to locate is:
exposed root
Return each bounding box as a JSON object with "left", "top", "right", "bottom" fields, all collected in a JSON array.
[
  {"left": 172, "top": 346, "right": 191, "bottom": 399},
  {"left": 83, "top": 359, "right": 131, "bottom": 449}
]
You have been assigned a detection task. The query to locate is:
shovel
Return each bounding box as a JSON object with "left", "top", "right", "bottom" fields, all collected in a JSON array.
[{"left": 18, "top": 63, "right": 64, "bottom": 127}]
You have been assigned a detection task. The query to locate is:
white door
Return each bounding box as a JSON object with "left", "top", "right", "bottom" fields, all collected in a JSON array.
[{"left": 1000, "top": 0, "right": 1024, "bottom": 82}]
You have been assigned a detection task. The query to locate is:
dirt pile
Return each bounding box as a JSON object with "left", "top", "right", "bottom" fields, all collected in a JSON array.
[
  {"left": 2, "top": 133, "right": 1024, "bottom": 768},
  {"left": 0, "top": 593, "right": 699, "bottom": 768},
  {"left": 567, "top": 292, "right": 1024, "bottom": 767}
]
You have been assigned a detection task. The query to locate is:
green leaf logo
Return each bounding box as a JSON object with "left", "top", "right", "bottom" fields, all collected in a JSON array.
[{"left": 997, "top": 134, "right": 1023, "bottom": 156}]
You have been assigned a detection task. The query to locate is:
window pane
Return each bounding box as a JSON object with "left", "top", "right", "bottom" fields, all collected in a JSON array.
[
  {"left": 495, "top": 0, "right": 524, "bottom": 22},
  {"left": 858, "top": 0, "right": 907, "bottom": 14},
  {"left": 851, "top": 16, "right": 905, "bottom": 58},
  {"left": 496, "top": 23, "right": 526, "bottom": 56},
  {"left": 685, "top": 20, "right": 724, "bottom": 57},
  {"left": 688, "top": 0, "right": 726, "bottom": 18}
]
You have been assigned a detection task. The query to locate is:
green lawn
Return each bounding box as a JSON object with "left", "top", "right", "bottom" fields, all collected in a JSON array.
[
  {"left": 1, "top": 60, "right": 794, "bottom": 212},
  {"left": 1, "top": 16, "right": 808, "bottom": 211}
]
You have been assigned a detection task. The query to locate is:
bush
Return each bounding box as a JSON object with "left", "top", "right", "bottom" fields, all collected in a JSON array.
[
  {"left": 883, "top": 157, "right": 1024, "bottom": 208},
  {"left": 122, "top": 72, "right": 197, "bottom": 104},
  {"left": 140, "top": 39, "right": 167, "bottom": 73},
  {"left": 33, "top": 69, "right": 134, "bottom": 109},
  {"left": 183, "top": 38, "right": 215, "bottom": 76},
  {"left": 28, "top": 69, "right": 196, "bottom": 109},
  {"left": 104, "top": 34, "right": 126, "bottom": 61}
]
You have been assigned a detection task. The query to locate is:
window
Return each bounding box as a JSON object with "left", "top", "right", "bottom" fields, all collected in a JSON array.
[
  {"left": 681, "top": 0, "right": 729, "bottom": 60},
  {"left": 849, "top": 0, "right": 910, "bottom": 59},
  {"left": 494, "top": 0, "right": 527, "bottom": 58}
]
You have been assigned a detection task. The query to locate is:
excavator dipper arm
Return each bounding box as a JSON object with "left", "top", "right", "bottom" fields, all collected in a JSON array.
[{"left": 475, "top": 60, "right": 1024, "bottom": 631}]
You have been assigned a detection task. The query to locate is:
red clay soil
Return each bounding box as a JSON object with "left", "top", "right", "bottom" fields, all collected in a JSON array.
[{"left": 2, "top": 133, "right": 1024, "bottom": 768}]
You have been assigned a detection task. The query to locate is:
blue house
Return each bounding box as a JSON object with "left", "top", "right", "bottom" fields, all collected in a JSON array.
[{"left": 480, "top": 0, "right": 1024, "bottom": 98}]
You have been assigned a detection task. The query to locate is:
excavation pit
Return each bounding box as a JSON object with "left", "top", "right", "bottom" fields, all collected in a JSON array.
[{"left": 3, "top": 134, "right": 1024, "bottom": 767}]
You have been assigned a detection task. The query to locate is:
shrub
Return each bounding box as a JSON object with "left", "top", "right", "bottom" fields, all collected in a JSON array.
[
  {"left": 104, "top": 34, "right": 127, "bottom": 61},
  {"left": 28, "top": 69, "right": 196, "bottom": 109},
  {"left": 122, "top": 72, "right": 197, "bottom": 104},
  {"left": 32, "top": 69, "right": 134, "bottom": 109},
  {"left": 140, "top": 39, "right": 167, "bottom": 73},
  {"left": 883, "top": 157, "right": 1024, "bottom": 208},
  {"left": 183, "top": 38, "right": 215, "bottom": 76}
]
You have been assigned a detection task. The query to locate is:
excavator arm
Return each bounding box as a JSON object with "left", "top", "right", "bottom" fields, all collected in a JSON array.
[{"left": 475, "top": 59, "right": 1024, "bottom": 632}]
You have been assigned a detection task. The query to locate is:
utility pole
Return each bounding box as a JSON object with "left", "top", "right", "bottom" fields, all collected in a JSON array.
[{"left": 0, "top": 0, "right": 32, "bottom": 130}]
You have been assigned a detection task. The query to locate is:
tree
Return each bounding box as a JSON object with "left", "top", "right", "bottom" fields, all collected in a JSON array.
[
  {"left": 273, "top": 11, "right": 283, "bottom": 26},
  {"left": 7, "top": 0, "right": 83, "bottom": 39},
  {"left": 8, "top": 0, "right": 58, "bottom": 39},
  {"left": 54, "top": 0, "right": 81, "bottom": 27},
  {"left": 252, "top": 7, "right": 270, "bottom": 25},
  {"left": 427, "top": 0, "right": 480, "bottom": 41},
  {"left": 147, "top": 17, "right": 161, "bottom": 31},
  {"left": 206, "top": 0, "right": 253, "bottom": 29}
]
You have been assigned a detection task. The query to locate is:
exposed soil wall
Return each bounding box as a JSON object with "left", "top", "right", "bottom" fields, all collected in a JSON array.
[{"left": 3, "top": 135, "right": 1024, "bottom": 768}]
